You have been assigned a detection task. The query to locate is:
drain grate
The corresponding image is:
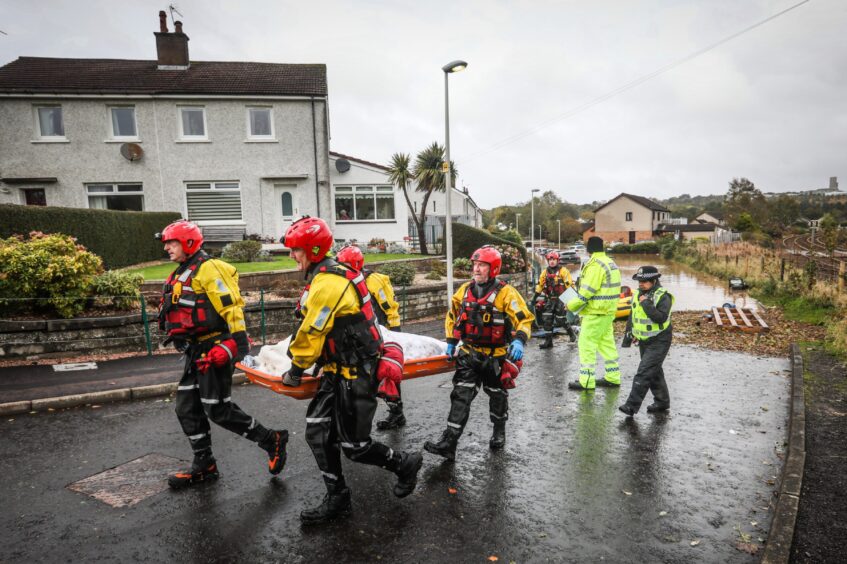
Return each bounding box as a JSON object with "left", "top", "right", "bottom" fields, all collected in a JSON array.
[{"left": 67, "top": 453, "right": 186, "bottom": 507}]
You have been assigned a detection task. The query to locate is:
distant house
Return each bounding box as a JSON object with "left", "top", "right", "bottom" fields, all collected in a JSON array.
[
  {"left": 587, "top": 193, "right": 671, "bottom": 244},
  {"left": 0, "top": 12, "right": 330, "bottom": 244},
  {"left": 695, "top": 211, "right": 726, "bottom": 226},
  {"left": 329, "top": 151, "right": 409, "bottom": 245}
]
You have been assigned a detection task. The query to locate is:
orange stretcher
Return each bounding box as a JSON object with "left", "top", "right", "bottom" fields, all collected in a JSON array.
[{"left": 236, "top": 355, "right": 455, "bottom": 400}]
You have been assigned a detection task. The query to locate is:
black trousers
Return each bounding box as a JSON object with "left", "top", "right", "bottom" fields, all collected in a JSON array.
[
  {"left": 623, "top": 331, "right": 672, "bottom": 411},
  {"left": 540, "top": 296, "right": 566, "bottom": 332},
  {"left": 446, "top": 350, "right": 509, "bottom": 435},
  {"left": 175, "top": 343, "right": 268, "bottom": 456},
  {"left": 304, "top": 362, "right": 396, "bottom": 486}
]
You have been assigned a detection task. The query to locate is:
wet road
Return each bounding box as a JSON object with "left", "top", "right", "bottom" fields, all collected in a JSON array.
[{"left": 0, "top": 343, "right": 788, "bottom": 563}]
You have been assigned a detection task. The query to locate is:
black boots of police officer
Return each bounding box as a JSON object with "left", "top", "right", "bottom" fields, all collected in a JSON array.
[
  {"left": 376, "top": 402, "right": 406, "bottom": 430},
  {"left": 424, "top": 428, "right": 460, "bottom": 461},
  {"left": 489, "top": 421, "right": 507, "bottom": 449}
]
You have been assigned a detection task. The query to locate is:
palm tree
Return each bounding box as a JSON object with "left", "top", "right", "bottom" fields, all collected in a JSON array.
[
  {"left": 387, "top": 152, "right": 418, "bottom": 251},
  {"left": 411, "top": 142, "right": 457, "bottom": 255}
]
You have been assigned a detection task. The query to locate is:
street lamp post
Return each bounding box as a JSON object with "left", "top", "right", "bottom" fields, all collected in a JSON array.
[
  {"left": 530, "top": 188, "right": 540, "bottom": 259},
  {"left": 443, "top": 59, "right": 467, "bottom": 303},
  {"left": 557, "top": 219, "right": 561, "bottom": 250},
  {"left": 516, "top": 213, "right": 521, "bottom": 238}
]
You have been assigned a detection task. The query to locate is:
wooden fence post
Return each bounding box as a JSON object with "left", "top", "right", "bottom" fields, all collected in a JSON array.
[
  {"left": 839, "top": 261, "right": 845, "bottom": 292},
  {"left": 780, "top": 258, "right": 786, "bottom": 282}
]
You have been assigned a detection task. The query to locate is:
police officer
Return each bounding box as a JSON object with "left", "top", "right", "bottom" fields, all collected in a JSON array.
[
  {"left": 566, "top": 236, "right": 622, "bottom": 390},
  {"left": 424, "top": 245, "right": 534, "bottom": 459},
  {"left": 337, "top": 245, "right": 406, "bottom": 430},
  {"left": 281, "top": 217, "right": 422, "bottom": 524},
  {"left": 157, "top": 220, "right": 287, "bottom": 489},
  {"left": 619, "top": 266, "right": 673, "bottom": 416},
  {"left": 533, "top": 250, "right": 575, "bottom": 349}
]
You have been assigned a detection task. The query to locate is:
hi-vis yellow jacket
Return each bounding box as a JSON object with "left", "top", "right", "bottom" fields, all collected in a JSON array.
[
  {"left": 566, "top": 252, "right": 621, "bottom": 316},
  {"left": 365, "top": 271, "right": 401, "bottom": 329},
  {"left": 190, "top": 258, "right": 247, "bottom": 339},
  {"left": 445, "top": 279, "right": 534, "bottom": 357},
  {"left": 288, "top": 268, "right": 368, "bottom": 378}
]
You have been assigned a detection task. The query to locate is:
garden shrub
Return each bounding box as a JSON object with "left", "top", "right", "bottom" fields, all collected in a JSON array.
[
  {"left": 453, "top": 258, "right": 472, "bottom": 271},
  {"left": 431, "top": 261, "right": 447, "bottom": 276},
  {"left": 425, "top": 271, "right": 442, "bottom": 280},
  {"left": 90, "top": 270, "right": 143, "bottom": 310},
  {"left": 451, "top": 222, "right": 527, "bottom": 267},
  {"left": 378, "top": 262, "right": 416, "bottom": 286},
  {"left": 222, "top": 240, "right": 263, "bottom": 263},
  {"left": 0, "top": 232, "right": 103, "bottom": 318}
]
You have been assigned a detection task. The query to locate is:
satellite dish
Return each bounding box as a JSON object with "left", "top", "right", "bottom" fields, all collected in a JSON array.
[
  {"left": 120, "top": 143, "right": 144, "bottom": 162},
  {"left": 335, "top": 158, "right": 350, "bottom": 173}
]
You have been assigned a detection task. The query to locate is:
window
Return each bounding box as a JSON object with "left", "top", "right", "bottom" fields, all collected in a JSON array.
[
  {"left": 35, "top": 105, "right": 65, "bottom": 139},
  {"left": 186, "top": 182, "right": 242, "bottom": 221},
  {"left": 625, "top": 212, "right": 633, "bottom": 221},
  {"left": 281, "top": 192, "right": 293, "bottom": 218},
  {"left": 87, "top": 183, "right": 144, "bottom": 211},
  {"left": 110, "top": 106, "right": 137, "bottom": 139},
  {"left": 179, "top": 106, "right": 207, "bottom": 139},
  {"left": 247, "top": 107, "right": 274, "bottom": 139},
  {"left": 334, "top": 185, "right": 396, "bottom": 221},
  {"left": 23, "top": 188, "right": 46, "bottom": 206}
]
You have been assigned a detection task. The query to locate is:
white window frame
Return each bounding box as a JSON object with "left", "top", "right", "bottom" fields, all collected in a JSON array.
[
  {"left": 107, "top": 105, "right": 139, "bottom": 142},
  {"left": 245, "top": 106, "right": 276, "bottom": 141},
  {"left": 185, "top": 181, "right": 243, "bottom": 224},
  {"left": 625, "top": 211, "right": 633, "bottom": 221},
  {"left": 85, "top": 183, "right": 145, "bottom": 211},
  {"left": 333, "top": 185, "right": 396, "bottom": 222},
  {"left": 32, "top": 105, "right": 68, "bottom": 142},
  {"left": 177, "top": 105, "right": 209, "bottom": 141}
]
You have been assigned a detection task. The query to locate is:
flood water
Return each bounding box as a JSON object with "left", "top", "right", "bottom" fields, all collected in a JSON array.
[{"left": 561, "top": 253, "right": 759, "bottom": 312}]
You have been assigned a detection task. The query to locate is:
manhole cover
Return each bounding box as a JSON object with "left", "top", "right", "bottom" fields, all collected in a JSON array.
[{"left": 67, "top": 453, "right": 186, "bottom": 507}]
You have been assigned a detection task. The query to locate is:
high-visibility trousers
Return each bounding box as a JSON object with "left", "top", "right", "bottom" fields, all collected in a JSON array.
[{"left": 577, "top": 314, "right": 620, "bottom": 388}]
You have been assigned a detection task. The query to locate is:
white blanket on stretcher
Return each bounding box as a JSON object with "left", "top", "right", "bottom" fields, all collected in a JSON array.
[{"left": 244, "top": 326, "right": 448, "bottom": 377}]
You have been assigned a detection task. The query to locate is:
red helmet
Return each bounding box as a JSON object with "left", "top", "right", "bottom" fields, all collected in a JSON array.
[
  {"left": 158, "top": 220, "right": 203, "bottom": 255},
  {"left": 470, "top": 245, "right": 502, "bottom": 277},
  {"left": 337, "top": 245, "right": 364, "bottom": 271},
  {"left": 282, "top": 216, "right": 333, "bottom": 263},
  {"left": 546, "top": 251, "right": 559, "bottom": 262}
]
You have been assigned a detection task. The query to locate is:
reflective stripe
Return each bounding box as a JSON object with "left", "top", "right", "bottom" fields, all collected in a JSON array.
[
  {"left": 321, "top": 471, "right": 339, "bottom": 481},
  {"left": 306, "top": 417, "right": 332, "bottom": 424},
  {"left": 589, "top": 295, "right": 618, "bottom": 301},
  {"left": 456, "top": 381, "right": 476, "bottom": 388},
  {"left": 177, "top": 384, "right": 199, "bottom": 391},
  {"left": 490, "top": 412, "right": 507, "bottom": 420},
  {"left": 200, "top": 398, "right": 220, "bottom": 405},
  {"left": 483, "top": 386, "right": 504, "bottom": 394},
  {"left": 341, "top": 441, "right": 369, "bottom": 449},
  {"left": 581, "top": 284, "right": 598, "bottom": 294},
  {"left": 222, "top": 396, "right": 231, "bottom": 403},
  {"left": 177, "top": 269, "right": 192, "bottom": 283},
  {"left": 248, "top": 418, "right": 257, "bottom": 429},
  {"left": 177, "top": 298, "right": 195, "bottom": 307},
  {"left": 188, "top": 433, "right": 207, "bottom": 440},
  {"left": 575, "top": 292, "right": 589, "bottom": 302},
  {"left": 447, "top": 421, "right": 463, "bottom": 429},
  {"left": 382, "top": 357, "right": 403, "bottom": 369}
]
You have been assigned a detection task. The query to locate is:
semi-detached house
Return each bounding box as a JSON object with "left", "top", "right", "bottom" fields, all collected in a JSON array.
[{"left": 0, "top": 14, "right": 333, "bottom": 244}]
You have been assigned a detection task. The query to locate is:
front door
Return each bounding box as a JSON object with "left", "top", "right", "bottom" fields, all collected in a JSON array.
[
  {"left": 629, "top": 231, "right": 636, "bottom": 244},
  {"left": 275, "top": 184, "right": 298, "bottom": 238}
]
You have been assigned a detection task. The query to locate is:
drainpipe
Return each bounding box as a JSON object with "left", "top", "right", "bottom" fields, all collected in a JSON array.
[{"left": 311, "top": 97, "right": 320, "bottom": 217}]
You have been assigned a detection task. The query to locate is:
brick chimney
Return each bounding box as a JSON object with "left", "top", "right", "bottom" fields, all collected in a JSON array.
[{"left": 155, "top": 11, "right": 190, "bottom": 70}]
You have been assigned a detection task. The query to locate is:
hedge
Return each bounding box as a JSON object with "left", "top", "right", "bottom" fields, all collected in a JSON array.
[
  {"left": 451, "top": 222, "right": 528, "bottom": 268},
  {"left": 0, "top": 205, "right": 181, "bottom": 269}
]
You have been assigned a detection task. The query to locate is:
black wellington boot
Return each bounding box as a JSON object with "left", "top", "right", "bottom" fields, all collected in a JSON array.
[
  {"left": 300, "top": 482, "right": 353, "bottom": 525},
  {"left": 424, "top": 428, "right": 460, "bottom": 461},
  {"left": 376, "top": 403, "right": 407, "bottom": 430},
  {"left": 489, "top": 421, "right": 506, "bottom": 450},
  {"left": 168, "top": 454, "right": 219, "bottom": 489},
  {"left": 391, "top": 451, "right": 423, "bottom": 498},
  {"left": 539, "top": 335, "right": 554, "bottom": 349}
]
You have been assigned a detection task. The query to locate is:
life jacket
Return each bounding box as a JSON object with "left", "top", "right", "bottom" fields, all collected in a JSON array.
[
  {"left": 631, "top": 287, "right": 674, "bottom": 340},
  {"left": 543, "top": 267, "right": 568, "bottom": 296},
  {"left": 364, "top": 270, "right": 390, "bottom": 326},
  {"left": 158, "top": 251, "right": 227, "bottom": 338},
  {"left": 300, "top": 259, "right": 384, "bottom": 365},
  {"left": 451, "top": 279, "right": 511, "bottom": 347}
]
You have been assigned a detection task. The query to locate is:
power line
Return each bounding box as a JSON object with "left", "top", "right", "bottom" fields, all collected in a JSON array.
[{"left": 465, "top": 0, "right": 812, "bottom": 162}]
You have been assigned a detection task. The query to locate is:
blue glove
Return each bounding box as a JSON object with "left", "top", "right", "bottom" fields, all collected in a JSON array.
[
  {"left": 507, "top": 340, "right": 524, "bottom": 361},
  {"left": 445, "top": 343, "right": 456, "bottom": 359}
]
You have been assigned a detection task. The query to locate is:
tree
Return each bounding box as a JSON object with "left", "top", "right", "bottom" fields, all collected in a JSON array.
[
  {"left": 766, "top": 194, "right": 801, "bottom": 235},
  {"left": 725, "top": 177, "right": 767, "bottom": 228},
  {"left": 411, "top": 142, "right": 456, "bottom": 255},
  {"left": 819, "top": 213, "right": 846, "bottom": 258},
  {"left": 387, "top": 152, "right": 417, "bottom": 249}
]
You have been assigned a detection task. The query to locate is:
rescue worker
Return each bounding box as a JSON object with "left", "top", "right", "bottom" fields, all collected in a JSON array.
[
  {"left": 619, "top": 266, "right": 673, "bottom": 416},
  {"left": 156, "top": 220, "right": 287, "bottom": 489},
  {"left": 566, "top": 236, "right": 622, "bottom": 390},
  {"left": 424, "top": 245, "right": 534, "bottom": 460},
  {"left": 533, "top": 250, "right": 575, "bottom": 349},
  {"left": 336, "top": 245, "right": 406, "bottom": 430},
  {"left": 280, "top": 217, "right": 422, "bottom": 524}
]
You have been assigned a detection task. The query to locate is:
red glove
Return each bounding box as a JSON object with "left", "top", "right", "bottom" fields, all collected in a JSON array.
[
  {"left": 500, "top": 359, "right": 522, "bottom": 389},
  {"left": 376, "top": 342, "right": 404, "bottom": 383},
  {"left": 195, "top": 339, "right": 237, "bottom": 374},
  {"left": 377, "top": 379, "right": 401, "bottom": 402}
]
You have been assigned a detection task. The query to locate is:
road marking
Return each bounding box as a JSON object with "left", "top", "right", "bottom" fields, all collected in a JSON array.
[{"left": 53, "top": 362, "right": 98, "bottom": 372}]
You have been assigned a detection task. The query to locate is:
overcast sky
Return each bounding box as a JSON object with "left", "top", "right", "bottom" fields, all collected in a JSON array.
[{"left": 1, "top": 0, "right": 844, "bottom": 208}]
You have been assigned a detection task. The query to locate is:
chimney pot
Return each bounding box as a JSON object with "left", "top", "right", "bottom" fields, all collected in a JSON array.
[
  {"left": 159, "top": 10, "right": 168, "bottom": 33},
  {"left": 175, "top": 21, "right": 183, "bottom": 34}
]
